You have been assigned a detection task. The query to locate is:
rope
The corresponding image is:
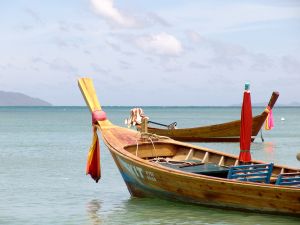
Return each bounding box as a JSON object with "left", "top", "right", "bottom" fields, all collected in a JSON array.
[
  {"left": 148, "top": 136, "right": 157, "bottom": 160},
  {"left": 137, "top": 133, "right": 203, "bottom": 167},
  {"left": 139, "top": 132, "right": 171, "bottom": 141},
  {"left": 135, "top": 139, "right": 139, "bottom": 157},
  {"left": 134, "top": 132, "right": 171, "bottom": 162}
]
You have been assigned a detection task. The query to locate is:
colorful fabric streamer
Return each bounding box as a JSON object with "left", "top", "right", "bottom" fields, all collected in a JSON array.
[
  {"left": 125, "top": 108, "right": 148, "bottom": 128},
  {"left": 86, "top": 128, "right": 101, "bottom": 183},
  {"left": 265, "top": 109, "right": 274, "bottom": 130}
]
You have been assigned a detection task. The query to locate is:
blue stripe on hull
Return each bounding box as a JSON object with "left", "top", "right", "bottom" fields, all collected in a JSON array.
[
  {"left": 119, "top": 171, "right": 291, "bottom": 215},
  {"left": 119, "top": 171, "right": 201, "bottom": 204}
]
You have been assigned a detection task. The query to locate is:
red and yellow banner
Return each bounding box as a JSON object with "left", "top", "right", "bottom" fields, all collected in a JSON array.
[{"left": 86, "top": 128, "right": 101, "bottom": 182}]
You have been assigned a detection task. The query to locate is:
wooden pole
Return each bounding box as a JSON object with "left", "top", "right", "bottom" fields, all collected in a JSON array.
[
  {"left": 141, "top": 117, "right": 148, "bottom": 142},
  {"left": 141, "top": 117, "right": 148, "bottom": 133},
  {"left": 267, "top": 92, "right": 280, "bottom": 110}
]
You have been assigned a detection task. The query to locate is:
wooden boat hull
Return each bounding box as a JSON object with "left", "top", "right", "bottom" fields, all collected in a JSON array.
[
  {"left": 78, "top": 78, "right": 299, "bottom": 216},
  {"left": 137, "top": 92, "right": 279, "bottom": 142},
  {"left": 107, "top": 141, "right": 300, "bottom": 216}
]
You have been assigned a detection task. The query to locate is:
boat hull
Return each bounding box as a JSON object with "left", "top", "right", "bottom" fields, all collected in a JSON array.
[
  {"left": 109, "top": 149, "right": 300, "bottom": 216},
  {"left": 136, "top": 92, "right": 279, "bottom": 142},
  {"left": 138, "top": 113, "right": 266, "bottom": 142}
]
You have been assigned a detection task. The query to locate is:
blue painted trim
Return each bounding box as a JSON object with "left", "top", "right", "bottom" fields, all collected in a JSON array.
[
  {"left": 275, "top": 173, "right": 300, "bottom": 186},
  {"left": 118, "top": 171, "right": 202, "bottom": 203}
]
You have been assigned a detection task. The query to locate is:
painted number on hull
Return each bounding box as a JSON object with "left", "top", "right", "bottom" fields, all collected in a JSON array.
[
  {"left": 118, "top": 157, "right": 157, "bottom": 182},
  {"left": 145, "top": 171, "right": 156, "bottom": 181}
]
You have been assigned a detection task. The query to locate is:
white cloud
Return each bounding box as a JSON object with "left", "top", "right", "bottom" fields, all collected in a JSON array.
[
  {"left": 135, "top": 33, "right": 183, "bottom": 56},
  {"left": 90, "top": 0, "right": 138, "bottom": 28}
]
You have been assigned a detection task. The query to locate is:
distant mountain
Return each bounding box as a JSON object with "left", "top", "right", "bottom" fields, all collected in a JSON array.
[{"left": 0, "top": 91, "right": 52, "bottom": 106}]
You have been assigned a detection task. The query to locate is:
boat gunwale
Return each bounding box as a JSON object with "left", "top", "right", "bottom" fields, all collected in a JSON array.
[
  {"left": 134, "top": 91, "right": 280, "bottom": 142},
  {"left": 101, "top": 129, "right": 300, "bottom": 191},
  {"left": 143, "top": 112, "right": 267, "bottom": 132}
]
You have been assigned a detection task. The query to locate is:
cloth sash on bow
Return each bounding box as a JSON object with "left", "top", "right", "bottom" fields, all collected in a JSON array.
[
  {"left": 86, "top": 110, "right": 107, "bottom": 183},
  {"left": 86, "top": 128, "right": 101, "bottom": 183}
]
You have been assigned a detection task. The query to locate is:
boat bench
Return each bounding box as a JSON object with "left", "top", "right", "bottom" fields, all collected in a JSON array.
[
  {"left": 157, "top": 160, "right": 229, "bottom": 178},
  {"left": 275, "top": 172, "right": 300, "bottom": 187},
  {"left": 227, "top": 163, "right": 274, "bottom": 183}
]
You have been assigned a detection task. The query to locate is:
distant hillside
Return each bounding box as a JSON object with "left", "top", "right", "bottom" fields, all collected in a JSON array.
[{"left": 0, "top": 91, "right": 52, "bottom": 106}]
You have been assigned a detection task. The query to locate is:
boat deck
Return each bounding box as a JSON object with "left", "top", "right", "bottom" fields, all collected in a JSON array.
[
  {"left": 148, "top": 157, "right": 300, "bottom": 186},
  {"left": 154, "top": 160, "right": 229, "bottom": 178},
  {"left": 124, "top": 140, "right": 300, "bottom": 186}
]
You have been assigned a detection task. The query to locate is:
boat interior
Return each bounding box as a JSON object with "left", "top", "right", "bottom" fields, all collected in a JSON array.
[{"left": 124, "top": 142, "right": 300, "bottom": 187}]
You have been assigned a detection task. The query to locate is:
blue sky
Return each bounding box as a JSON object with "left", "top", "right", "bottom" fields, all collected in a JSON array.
[{"left": 1, "top": 0, "right": 300, "bottom": 105}]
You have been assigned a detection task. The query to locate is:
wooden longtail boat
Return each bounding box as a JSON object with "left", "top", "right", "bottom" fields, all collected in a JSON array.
[
  {"left": 136, "top": 92, "right": 279, "bottom": 142},
  {"left": 78, "top": 78, "right": 300, "bottom": 216}
]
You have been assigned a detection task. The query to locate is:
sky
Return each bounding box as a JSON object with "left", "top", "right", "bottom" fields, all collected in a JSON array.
[{"left": 1, "top": 0, "right": 300, "bottom": 106}]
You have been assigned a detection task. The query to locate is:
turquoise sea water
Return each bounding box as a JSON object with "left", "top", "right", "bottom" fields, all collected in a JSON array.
[{"left": 0, "top": 106, "right": 299, "bottom": 225}]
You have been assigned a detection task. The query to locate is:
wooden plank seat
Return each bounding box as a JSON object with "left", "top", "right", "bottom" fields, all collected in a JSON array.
[
  {"left": 227, "top": 163, "right": 274, "bottom": 183},
  {"left": 275, "top": 172, "right": 300, "bottom": 187}
]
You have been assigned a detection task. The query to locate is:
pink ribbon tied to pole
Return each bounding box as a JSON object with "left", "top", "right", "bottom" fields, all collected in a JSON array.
[{"left": 264, "top": 106, "right": 274, "bottom": 130}]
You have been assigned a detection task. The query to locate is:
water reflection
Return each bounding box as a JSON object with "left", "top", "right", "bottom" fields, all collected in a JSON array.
[
  {"left": 263, "top": 142, "right": 276, "bottom": 162},
  {"left": 86, "top": 199, "right": 101, "bottom": 225},
  {"left": 99, "top": 197, "right": 299, "bottom": 225},
  {"left": 264, "top": 142, "right": 275, "bottom": 154}
]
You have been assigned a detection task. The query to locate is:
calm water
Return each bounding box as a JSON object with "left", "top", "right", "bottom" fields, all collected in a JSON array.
[{"left": 0, "top": 106, "right": 299, "bottom": 225}]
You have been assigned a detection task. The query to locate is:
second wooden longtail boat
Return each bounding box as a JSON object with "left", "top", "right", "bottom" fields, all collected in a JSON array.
[
  {"left": 133, "top": 92, "right": 279, "bottom": 142},
  {"left": 78, "top": 78, "right": 299, "bottom": 216}
]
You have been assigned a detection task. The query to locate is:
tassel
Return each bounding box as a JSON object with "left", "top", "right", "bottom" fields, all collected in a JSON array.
[
  {"left": 86, "top": 127, "right": 101, "bottom": 182},
  {"left": 265, "top": 109, "right": 274, "bottom": 130}
]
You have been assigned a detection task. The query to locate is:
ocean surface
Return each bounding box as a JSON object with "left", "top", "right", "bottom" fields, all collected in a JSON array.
[{"left": 0, "top": 106, "right": 299, "bottom": 225}]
